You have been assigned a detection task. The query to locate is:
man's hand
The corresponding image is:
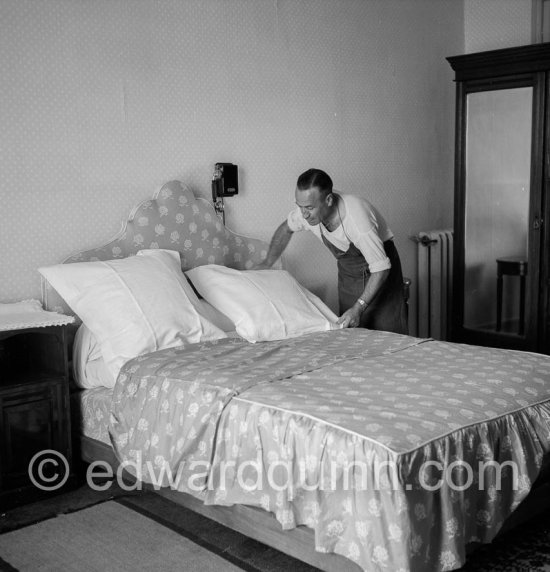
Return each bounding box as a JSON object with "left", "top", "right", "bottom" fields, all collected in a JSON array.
[{"left": 337, "top": 305, "right": 363, "bottom": 328}]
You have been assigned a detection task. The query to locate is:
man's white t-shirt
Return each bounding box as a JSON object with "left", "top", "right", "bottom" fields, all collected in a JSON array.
[{"left": 287, "top": 193, "right": 392, "bottom": 273}]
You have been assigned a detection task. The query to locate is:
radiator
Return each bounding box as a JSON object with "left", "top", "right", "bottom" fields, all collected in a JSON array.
[{"left": 416, "top": 229, "right": 454, "bottom": 340}]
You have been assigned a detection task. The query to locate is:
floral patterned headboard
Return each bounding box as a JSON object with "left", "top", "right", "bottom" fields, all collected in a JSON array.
[{"left": 42, "top": 180, "right": 278, "bottom": 315}]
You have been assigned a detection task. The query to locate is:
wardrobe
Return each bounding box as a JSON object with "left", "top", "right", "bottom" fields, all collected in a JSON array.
[{"left": 447, "top": 43, "right": 550, "bottom": 354}]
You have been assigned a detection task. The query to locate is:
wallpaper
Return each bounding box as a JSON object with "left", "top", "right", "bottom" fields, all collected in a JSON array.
[
  {"left": 1, "top": 0, "right": 467, "bottom": 336},
  {"left": 465, "top": 0, "right": 533, "bottom": 53}
]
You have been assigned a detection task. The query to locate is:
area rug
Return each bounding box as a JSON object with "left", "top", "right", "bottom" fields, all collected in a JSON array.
[
  {"left": 121, "top": 493, "right": 550, "bottom": 572},
  {"left": 1, "top": 486, "right": 550, "bottom": 571},
  {"left": 0, "top": 500, "right": 251, "bottom": 572}
]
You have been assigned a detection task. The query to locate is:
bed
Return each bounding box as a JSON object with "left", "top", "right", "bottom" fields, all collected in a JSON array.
[{"left": 41, "top": 180, "right": 550, "bottom": 572}]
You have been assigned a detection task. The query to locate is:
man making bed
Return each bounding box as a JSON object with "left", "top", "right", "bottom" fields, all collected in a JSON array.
[{"left": 258, "top": 168, "right": 408, "bottom": 334}]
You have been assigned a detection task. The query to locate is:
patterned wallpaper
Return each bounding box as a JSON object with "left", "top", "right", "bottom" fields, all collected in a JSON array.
[
  {"left": 465, "top": 0, "right": 533, "bottom": 53},
  {"left": 0, "top": 0, "right": 467, "bottom": 336}
]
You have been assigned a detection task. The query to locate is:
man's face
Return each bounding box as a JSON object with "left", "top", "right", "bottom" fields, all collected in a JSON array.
[{"left": 295, "top": 186, "right": 330, "bottom": 226}]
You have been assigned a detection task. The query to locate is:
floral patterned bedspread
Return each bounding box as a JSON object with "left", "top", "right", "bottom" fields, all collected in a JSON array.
[{"left": 109, "top": 329, "right": 550, "bottom": 572}]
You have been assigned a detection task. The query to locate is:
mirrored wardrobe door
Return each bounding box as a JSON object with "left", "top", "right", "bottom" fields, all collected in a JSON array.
[
  {"left": 463, "top": 86, "right": 532, "bottom": 337},
  {"left": 448, "top": 43, "right": 550, "bottom": 353}
]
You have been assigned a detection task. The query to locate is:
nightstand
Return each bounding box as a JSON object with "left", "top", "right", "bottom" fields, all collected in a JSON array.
[{"left": 0, "top": 323, "right": 74, "bottom": 509}]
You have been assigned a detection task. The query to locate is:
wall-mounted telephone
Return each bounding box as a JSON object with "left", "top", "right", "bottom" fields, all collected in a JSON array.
[
  {"left": 212, "top": 163, "right": 238, "bottom": 200},
  {"left": 212, "top": 163, "right": 238, "bottom": 224}
]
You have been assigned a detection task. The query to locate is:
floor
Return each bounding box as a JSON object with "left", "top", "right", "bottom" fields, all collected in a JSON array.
[{"left": 2, "top": 476, "right": 550, "bottom": 571}]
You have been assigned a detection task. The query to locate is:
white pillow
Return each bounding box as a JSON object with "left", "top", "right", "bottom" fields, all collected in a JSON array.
[
  {"left": 39, "top": 250, "right": 226, "bottom": 386},
  {"left": 185, "top": 265, "right": 339, "bottom": 343},
  {"left": 72, "top": 324, "right": 113, "bottom": 389},
  {"left": 195, "top": 299, "right": 235, "bottom": 333},
  {"left": 71, "top": 299, "right": 235, "bottom": 389}
]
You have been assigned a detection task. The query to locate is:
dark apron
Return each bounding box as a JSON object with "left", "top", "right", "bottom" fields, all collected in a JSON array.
[{"left": 320, "top": 233, "right": 408, "bottom": 334}]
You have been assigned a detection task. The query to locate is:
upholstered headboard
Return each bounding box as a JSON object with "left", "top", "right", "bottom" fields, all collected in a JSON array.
[{"left": 42, "top": 180, "right": 277, "bottom": 315}]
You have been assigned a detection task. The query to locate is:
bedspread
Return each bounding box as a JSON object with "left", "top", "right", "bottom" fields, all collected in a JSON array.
[
  {"left": 109, "top": 329, "right": 550, "bottom": 572},
  {"left": 110, "top": 329, "right": 419, "bottom": 489}
]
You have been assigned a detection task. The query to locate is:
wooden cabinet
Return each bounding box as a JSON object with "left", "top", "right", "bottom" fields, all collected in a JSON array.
[
  {"left": 447, "top": 43, "right": 550, "bottom": 353},
  {"left": 0, "top": 325, "right": 73, "bottom": 508}
]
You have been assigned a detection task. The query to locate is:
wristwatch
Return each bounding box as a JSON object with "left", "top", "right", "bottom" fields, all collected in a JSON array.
[{"left": 357, "top": 298, "right": 368, "bottom": 310}]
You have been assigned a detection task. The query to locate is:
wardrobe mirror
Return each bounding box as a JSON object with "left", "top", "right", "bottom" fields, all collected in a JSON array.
[{"left": 463, "top": 86, "right": 531, "bottom": 336}]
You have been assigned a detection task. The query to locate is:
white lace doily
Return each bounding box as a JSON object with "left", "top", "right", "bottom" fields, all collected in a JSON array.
[{"left": 0, "top": 299, "right": 75, "bottom": 331}]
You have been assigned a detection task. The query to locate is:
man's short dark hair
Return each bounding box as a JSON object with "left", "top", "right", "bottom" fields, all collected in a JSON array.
[{"left": 296, "top": 169, "right": 333, "bottom": 196}]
